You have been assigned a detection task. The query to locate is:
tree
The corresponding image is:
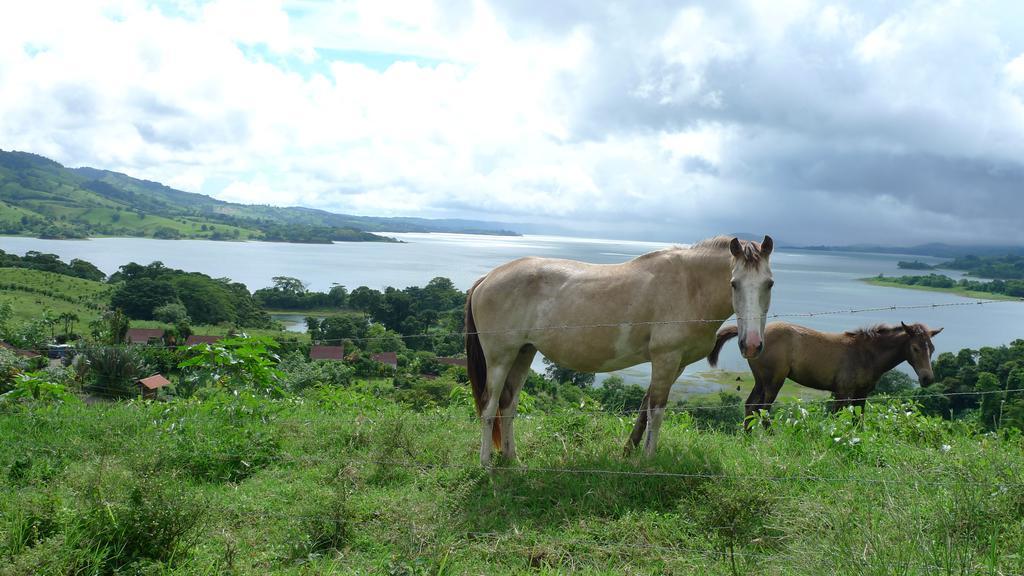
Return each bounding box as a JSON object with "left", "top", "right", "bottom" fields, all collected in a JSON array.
[
  {"left": 348, "top": 286, "right": 382, "bottom": 314},
  {"left": 328, "top": 284, "right": 348, "bottom": 308},
  {"left": 58, "top": 312, "right": 79, "bottom": 337},
  {"left": 872, "top": 370, "right": 915, "bottom": 396},
  {"left": 543, "top": 357, "right": 595, "bottom": 388},
  {"left": 318, "top": 313, "right": 371, "bottom": 345},
  {"left": 153, "top": 302, "right": 191, "bottom": 325},
  {"left": 272, "top": 276, "right": 308, "bottom": 296},
  {"left": 110, "top": 278, "right": 179, "bottom": 319}
]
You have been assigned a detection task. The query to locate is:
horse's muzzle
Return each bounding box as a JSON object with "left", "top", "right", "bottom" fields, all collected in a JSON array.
[{"left": 740, "top": 333, "right": 764, "bottom": 359}]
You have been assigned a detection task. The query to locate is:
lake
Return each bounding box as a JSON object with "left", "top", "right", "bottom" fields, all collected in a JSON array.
[{"left": 3, "top": 233, "right": 1022, "bottom": 390}]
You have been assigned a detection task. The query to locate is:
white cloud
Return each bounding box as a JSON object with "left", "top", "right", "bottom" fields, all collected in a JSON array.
[{"left": 0, "top": 0, "right": 1023, "bottom": 244}]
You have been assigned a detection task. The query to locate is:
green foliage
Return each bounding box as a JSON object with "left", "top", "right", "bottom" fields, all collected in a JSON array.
[
  {"left": 152, "top": 301, "right": 190, "bottom": 324},
  {"left": 942, "top": 253, "right": 1024, "bottom": 279},
  {"left": 110, "top": 261, "right": 271, "bottom": 327},
  {"left": 877, "top": 273, "right": 1024, "bottom": 298},
  {"left": 872, "top": 369, "right": 916, "bottom": 396},
  {"left": 81, "top": 345, "right": 151, "bottom": 398},
  {"left": 678, "top": 392, "right": 746, "bottom": 432},
  {"left": 897, "top": 260, "right": 934, "bottom": 270},
  {"left": 543, "top": 357, "right": 596, "bottom": 388},
  {"left": 595, "top": 375, "right": 646, "bottom": 414},
  {"left": 0, "top": 388, "right": 1022, "bottom": 574},
  {"left": 278, "top": 352, "right": 354, "bottom": 392},
  {"left": 0, "top": 372, "right": 78, "bottom": 407},
  {"left": 0, "top": 267, "right": 110, "bottom": 326},
  {"left": 65, "top": 465, "right": 206, "bottom": 572},
  {"left": 178, "top": 335, "right": 284, "bottom": 396},
  {"left": 0, "top": 149, "right": 402, "bottom": 243},
  {"left": 309, "top": 312, "right": 370, "bottom": 344},
  {"left": 0, "top": 250, "right": 106, "bottom": 281}
]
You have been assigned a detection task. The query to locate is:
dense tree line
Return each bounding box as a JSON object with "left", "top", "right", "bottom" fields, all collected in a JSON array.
[
  {"left": 902, "top": 340, "right": 1024, "bottom": 431},
  {"left": 896, "top": 260, "right": 934, "bottom": 270},
  {"left": 109, "top": 262, "right": 272, "bottom": 327},
  {"left": 880, "top": 273, "right": 1024, "bottom": 298},
  {"left": 259, "top": 224, "right": 396, "bottom": 244},
  {"left": 942, "top": 254, "right": 1024, "bottom": 280},
  {"left": 0, "top": 250, "right": 105, "bottom": 281}
]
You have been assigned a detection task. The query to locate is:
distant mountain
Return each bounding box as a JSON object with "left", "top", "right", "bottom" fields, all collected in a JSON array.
[
  {"left": 0, "top": 149, "right": 520, "bottom": 243},
  {"left": 791, "top": 243, "right": 1024, "bottom": 258}
]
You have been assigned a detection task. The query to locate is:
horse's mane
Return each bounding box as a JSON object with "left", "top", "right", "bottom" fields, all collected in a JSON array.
[
  {"left": 692, "top": 235, "right": 764, "bottom": 268},
  {"left": 845, "top": 323, "right": 927, "bottom": 339}
]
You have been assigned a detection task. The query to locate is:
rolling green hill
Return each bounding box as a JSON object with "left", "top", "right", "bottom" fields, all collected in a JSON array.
[
  {"left": 0, "top": 267, "right": 111, "bottom": 325},
  {"left": 0, "top": 149, "right": 519, "bottom": 243}
]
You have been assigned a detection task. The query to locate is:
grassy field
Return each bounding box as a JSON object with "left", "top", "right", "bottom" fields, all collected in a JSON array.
[
  {"left": 861, "top": 277, "right": 1022, "bottom": 302},
  {"left": 1, "top": 391, "right": 1021, "bottom": 575},
  {"left": 675, "top": 369, "right": 830, "bottom": 404},
  {"left": 0, "top": 267, "right": 111, "bottom": 324}
]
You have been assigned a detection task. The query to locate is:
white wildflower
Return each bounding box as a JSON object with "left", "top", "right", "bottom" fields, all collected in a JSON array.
[{"left": 941, "top": 444, "right": 952, "bottom": 453}]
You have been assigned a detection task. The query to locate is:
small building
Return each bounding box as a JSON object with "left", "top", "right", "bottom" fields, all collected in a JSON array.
[
  {"left": 0, "top": 341, "right": 40, "bottom": 358},
  {"left": 371, "top": 351, "right": 398, "bottom": 368},
  {"left": 137, "top": 374, "right": 171, "bottom": 399},
  {"left": 310, "top": 345, "right": 344, "bottom": 361},
  {"left": 185, "top": 335, "right": 221, "bottom": 346},
  {"left": 126, "top": 328, "right": 165, "bottom": 345},
  {"left": 436, "top": 357, "right": 467, "bottom": 368}
]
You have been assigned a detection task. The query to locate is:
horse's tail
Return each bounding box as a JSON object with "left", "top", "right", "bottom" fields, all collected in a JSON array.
[
  {"left": 465, "top": 277, "right": 500, "bottom": 449},
  {"left": 708, "top": 325, "right": 740, "bottom": 368}
]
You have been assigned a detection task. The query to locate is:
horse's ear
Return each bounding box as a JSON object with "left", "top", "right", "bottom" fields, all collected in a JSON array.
[
  {"left": 760, "top": 235, "right": 773, "bottom": 257},
  {"left": 729, "top": 238, "right": 743, "bottom": 258},
  {"left": 930, "top": 327, "right": 944, "bottom": 337},
  {"left": 901, "top": 321, "right": 912, "bottom": 334}
]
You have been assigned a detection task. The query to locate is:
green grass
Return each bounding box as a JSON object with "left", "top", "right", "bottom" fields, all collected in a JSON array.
[
  {"left": 677, "top": 369, "right": 830, "bottom": 404},
  {"left": 1, "top": 393, "right": 1021, "bottom": 575},
  {"left": 862, "top": 277, "right": 1022, "bottom": 301},
  {"left": 0, "top": 267, "right": 111, "bottom": 324}
]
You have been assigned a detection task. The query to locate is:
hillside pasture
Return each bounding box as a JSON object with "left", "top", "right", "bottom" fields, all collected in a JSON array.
[
  {"left": 0, "top": 267, "right": 111, "bottom": 324},
  {"left": 1, "top": 392, "right": 1021, "bottom": 575}
]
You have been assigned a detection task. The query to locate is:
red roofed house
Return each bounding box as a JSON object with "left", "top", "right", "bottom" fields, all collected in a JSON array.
[
  {"left": 126, "top": 328, "right": 165, "bottom": 345},
  {"left": 371, "top": 351, "right": 398, "bottom": 368},
  {"left": 436, "top": 357, "right": 467, "bottom": 368},
  {"left": 185, "top": 335, "right": 221, "bottom": 346},
  {"left": 137, "top": 374, "right": 171, "bottom": 399},
  {"left": 310, "top": 345, "right": 344, "bottom": 361},
  {"left": 0, "top": 341, "right": 40, "bottom": 358}
]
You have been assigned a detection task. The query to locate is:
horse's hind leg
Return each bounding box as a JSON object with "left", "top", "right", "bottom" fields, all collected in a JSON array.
[
  {"left": 479, "top": 355, "right": 515, "bottom": 467},
  {"left": 744, "top": 381, "right": 766, "bottom": 430},
  {"left": 624, "top": 391, "right": 650, "bottom": 453},
  {"left": 499, "top": 345, "right": 537, "bottom": 461},
  {"left": 757, "top": 377, "right": 786, "bottom": 428}
]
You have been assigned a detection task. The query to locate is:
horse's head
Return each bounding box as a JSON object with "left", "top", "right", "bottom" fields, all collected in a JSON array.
[
  {"left": 901, "top": 322, "right": 943, "bottom": 386},
  {"left": 729, "top": 235, "right": 774, "bottom": 359}
]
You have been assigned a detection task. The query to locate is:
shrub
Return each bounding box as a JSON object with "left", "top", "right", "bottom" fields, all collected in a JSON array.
[{"left": 81, "top": 345, "right": 151, "bottom": 398}]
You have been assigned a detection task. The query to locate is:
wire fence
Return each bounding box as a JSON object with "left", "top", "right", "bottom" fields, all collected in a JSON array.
[{"left": 8, "top": 297, "right": 1021, "bottom": 354}]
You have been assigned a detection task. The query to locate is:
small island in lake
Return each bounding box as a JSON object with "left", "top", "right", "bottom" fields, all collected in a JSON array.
[
  {"left": 863, "top": 273, "right": 1023, "bottom": 301},
  {"left": 897, "top": 260, "right": 934, "bottom": 270}
]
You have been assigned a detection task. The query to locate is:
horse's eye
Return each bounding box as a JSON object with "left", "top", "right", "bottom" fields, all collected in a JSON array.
[
  {"left": 767, "top": 280, "right": 775, "bottom": 289},
  {"left": 731, "top": 280, "right": 738, "bottom": 289}
]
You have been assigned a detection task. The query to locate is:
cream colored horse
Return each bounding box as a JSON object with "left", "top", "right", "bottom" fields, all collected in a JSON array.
[{"left": 465, "top": 235, "right": 775, "bottom": 466}]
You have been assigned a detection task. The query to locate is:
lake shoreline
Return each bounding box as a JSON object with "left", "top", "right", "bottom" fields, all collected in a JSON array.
[{"left": 860, "top": 277, "right": 1021, "bottom": 302}]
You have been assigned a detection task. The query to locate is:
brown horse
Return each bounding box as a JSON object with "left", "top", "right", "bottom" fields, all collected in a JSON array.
[
  {"left": 466, "top": 236, "right": 775, "bottom": 465},
  {"left": 708, "top": 321, "right": 943, "bottom": 421}
]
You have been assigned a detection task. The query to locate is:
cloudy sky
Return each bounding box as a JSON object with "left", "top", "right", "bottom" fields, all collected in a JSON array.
[{"left": 2, "top": 0, "right": 1023, "bottom": 245}]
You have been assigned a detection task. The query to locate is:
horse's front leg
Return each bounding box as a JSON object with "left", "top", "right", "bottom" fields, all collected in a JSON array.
[{"left": 643, "top": 351, "right": 685, "bottom": 458}]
